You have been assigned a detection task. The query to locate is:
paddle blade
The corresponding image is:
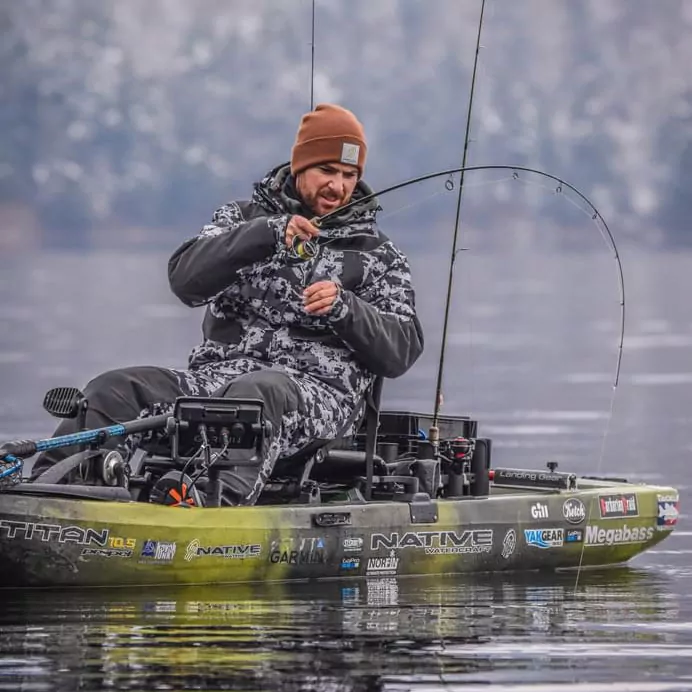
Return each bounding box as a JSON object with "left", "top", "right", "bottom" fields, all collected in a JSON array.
[{"left": 43, "top": 387, "right": 85, "bottom": 419}]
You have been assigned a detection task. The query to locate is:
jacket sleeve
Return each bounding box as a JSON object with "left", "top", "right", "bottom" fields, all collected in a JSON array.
[
  {"left": 327, "top": 246, "right": 424, "bottom": 378},
  {"left": 168, "top": 202, "right": 289, "bottom": 307}
]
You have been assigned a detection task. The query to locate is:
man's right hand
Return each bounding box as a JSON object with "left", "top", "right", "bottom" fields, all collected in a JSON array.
[{"left": 285, "top": 215, "right": 319, "bottom": 249}]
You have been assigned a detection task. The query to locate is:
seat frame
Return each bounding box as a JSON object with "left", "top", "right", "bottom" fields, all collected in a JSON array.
[{"left": 263, "top": 377, "right": 385, "bottom": 503}]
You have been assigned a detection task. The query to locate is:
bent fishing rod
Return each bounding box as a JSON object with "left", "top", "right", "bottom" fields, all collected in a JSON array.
[{"left": 301, "top": 161, "right": 626, "bottom": 433}]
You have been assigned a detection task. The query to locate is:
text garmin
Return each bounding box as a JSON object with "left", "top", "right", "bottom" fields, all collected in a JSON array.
[
  {"left": 270, "top": 548, "right": 326, "bottom": 564},
  {"left": 371, "top": 530, "right": 493, "bottom": 555},
  {"left": 270, "top": 536, "right": 326, "bottom": 564},
  {"left": 585, "top": 524, "right": 654, "bottom": 546}
]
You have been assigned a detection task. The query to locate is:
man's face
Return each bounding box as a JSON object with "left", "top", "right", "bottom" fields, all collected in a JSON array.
[{"left": 295, "top": 162, "right": 359, "bottom": 217}]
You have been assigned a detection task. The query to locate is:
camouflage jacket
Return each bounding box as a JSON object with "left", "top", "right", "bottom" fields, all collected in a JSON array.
[{"left": 168, "top": 163, "right": 424, "bottom": 402}]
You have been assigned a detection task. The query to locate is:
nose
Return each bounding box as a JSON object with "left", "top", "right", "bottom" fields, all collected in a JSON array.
[{"left": 327, "top": 174, "right": 345, "bottom": 194}]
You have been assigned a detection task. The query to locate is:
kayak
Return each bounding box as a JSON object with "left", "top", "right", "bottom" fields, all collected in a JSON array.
[
  {"left": 0, "top": 476, "right": 680, "bottom": 588},
  {"left": 0, "top": 389, "right": 680, "bottom": 589}
]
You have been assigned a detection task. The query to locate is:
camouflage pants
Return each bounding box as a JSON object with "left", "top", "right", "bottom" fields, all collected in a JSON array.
[{"left": 31, "top": 357, "right": 356, "bottom": 504}]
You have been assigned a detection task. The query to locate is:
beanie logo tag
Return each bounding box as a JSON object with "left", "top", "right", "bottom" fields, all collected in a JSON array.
[{"left": 340, "top": 143, "right": 360, "bottom": 166}]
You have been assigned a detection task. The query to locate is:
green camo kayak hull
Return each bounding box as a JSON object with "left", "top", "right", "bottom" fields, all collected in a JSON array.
[{"left": 0, "top": 478, "right": 679, "bottom": 588}]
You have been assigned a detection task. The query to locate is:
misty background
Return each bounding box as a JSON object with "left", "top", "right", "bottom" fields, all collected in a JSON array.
[
  {"left": 1, "top": 0, "right": 691, "bottom": 479},
  {"left": 2, "top": 0, "right": 692, "bottom": 252}
]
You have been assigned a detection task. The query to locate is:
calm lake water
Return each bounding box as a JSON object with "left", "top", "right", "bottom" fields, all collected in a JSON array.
[{"left": 0, "top": 248, "right": 690, "bottom": 691}]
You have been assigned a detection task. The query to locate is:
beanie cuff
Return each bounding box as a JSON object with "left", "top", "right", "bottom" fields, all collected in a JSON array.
[{"left": 291, "top": 135, "right": 367, "bottom": 177}]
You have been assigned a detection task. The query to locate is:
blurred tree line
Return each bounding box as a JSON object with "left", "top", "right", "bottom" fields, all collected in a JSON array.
[{"left": 1, "top": 0, "right": 691, "bottom": 250}]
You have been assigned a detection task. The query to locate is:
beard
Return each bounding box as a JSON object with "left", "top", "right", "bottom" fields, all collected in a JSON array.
[
  {"left": 304, "top": 188, "right": 346, "bottom": 215},
  {"left": 296, "top": 176, "right": 352, "bottom": 216}
]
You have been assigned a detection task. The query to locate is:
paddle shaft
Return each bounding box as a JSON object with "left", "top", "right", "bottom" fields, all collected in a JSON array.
[{"left": 0, "top": 414, "right": 170, "bottom": 460}]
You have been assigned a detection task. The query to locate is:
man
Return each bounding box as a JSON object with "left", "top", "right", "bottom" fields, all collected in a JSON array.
[{"left": 30, "top": 103, "right": 424, "bottom": 505}]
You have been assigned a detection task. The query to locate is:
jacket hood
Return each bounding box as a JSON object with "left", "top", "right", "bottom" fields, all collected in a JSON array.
[{"left": 251, "top": 163, "right": 380, "bottom": 238}]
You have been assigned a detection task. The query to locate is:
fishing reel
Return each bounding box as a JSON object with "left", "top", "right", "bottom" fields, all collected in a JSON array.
[
  {"left": 290, "top": 234, "right": 318, "bottom": 260},
  {"left": 440, "top": 436, "right": 475, "bottom": 473},
  {"left": 436, "top": 435, "right": 490, "bottom": 498},
  {"left": 0, "top": 455, "right": 22, "bottom": 490}
]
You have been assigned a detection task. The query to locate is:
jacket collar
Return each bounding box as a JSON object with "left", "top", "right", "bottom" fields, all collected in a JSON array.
[{"left": 252, "top": 163, "right": 380, "bottom": 237}]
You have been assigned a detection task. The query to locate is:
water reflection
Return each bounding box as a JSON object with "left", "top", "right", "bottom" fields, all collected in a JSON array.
[{"left": 1, "top": 568, "right": 690, "bottom": 691}]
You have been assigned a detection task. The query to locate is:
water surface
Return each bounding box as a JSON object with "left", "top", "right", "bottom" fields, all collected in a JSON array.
[{"left": 0, "top": 249, "right": 690, "bottom": 690}]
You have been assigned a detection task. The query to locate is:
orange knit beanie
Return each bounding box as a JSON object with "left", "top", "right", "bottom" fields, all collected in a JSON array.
[{"left": 290, "top": 103, "right": 368, "bottom": 177}]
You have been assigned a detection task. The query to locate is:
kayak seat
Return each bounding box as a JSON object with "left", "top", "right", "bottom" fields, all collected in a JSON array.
[{"left": 263, "top": 377, "right": 385, "bottom": 498}]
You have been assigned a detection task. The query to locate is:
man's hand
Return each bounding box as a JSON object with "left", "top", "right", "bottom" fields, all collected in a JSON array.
[
  {"left": 303, "top": 280, "right": 340, "bottom": 316},
  {"left": 285, "top": 215, "right": 319, "bottom": 249}
]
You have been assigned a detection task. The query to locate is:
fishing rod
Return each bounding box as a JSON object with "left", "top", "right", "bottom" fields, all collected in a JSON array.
[
  {"left": 430, "top": 0, "right": 486, "bottom": 448},
  {"left": 0, "top": 415, "right": 170, "bottom": 461}
]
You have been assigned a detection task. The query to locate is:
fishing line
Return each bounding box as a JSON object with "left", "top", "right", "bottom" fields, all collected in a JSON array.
[
  {"left": 498, "top": 179, "right": 624, "bottom": 597},
  {"left": 499, "top": 171, "right": 624, "bottom": 475},
  {"left": 309, "top": 0, "right": 316, "bottom": 110}
]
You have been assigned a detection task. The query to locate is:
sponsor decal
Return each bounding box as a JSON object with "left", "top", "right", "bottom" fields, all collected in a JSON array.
[
  {"left": 108, "top": 536, "right": 137, "bottom": 550},
  {"left": 562, "top": 498, "right": 586, "bottom": 524},
  {"left": 269, "top": 536, "right": 326, "bottom": 565},
  {"left": 565, "top": 529, "right": 584, "bottom": 543},
  {"left": 501, "top": 529, "right": 516, "bottom": 559},
  {"left": 366, "top": 550, "right": 399, "bottom": 575},
  {"left": 598, "top": 493, "right": 638, "bottom": 519},
  {"left": 530, "top": 502, "right": 549, "bottom": 520},
  {"left": 140, "top": 540, "right": 177, "bottom": 562},
  {"left": 270, "top": 548, "right": 325, "bottom": 564},
  {"left": 657, "top": 495, "right": 679, "bottom": 530},
  {"left": 184, "top": 539, "right": 261, "bottom": 562},
  {"left": 585, "top": 523, "right": 654, "bottom": 546},
  {"left": 371, "top": 530, "right": 493, "bottom": 555},
  {"left": 341, "top": 557, "right": 361, "bottom": 570},
  {"left": 81, "top": 547, "right": 133, "bottom": 558},
  {"left": 524, "top": 528, "right": 564, "bottom": 549},
  {"left": 0, "top": 520, "right": 109, "bottom": 547},
  {"left": 343, "top": 537, "right": 363, "bottom": 552}
]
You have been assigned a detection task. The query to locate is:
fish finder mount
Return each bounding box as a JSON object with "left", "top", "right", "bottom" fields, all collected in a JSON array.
[{"left": 171, "top": 397, "right": 271, "bottom": 465}]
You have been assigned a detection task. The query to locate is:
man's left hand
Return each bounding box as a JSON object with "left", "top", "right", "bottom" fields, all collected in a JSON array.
[{"left": 303, "top": 281, "right": 340, "bottom": 316}]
